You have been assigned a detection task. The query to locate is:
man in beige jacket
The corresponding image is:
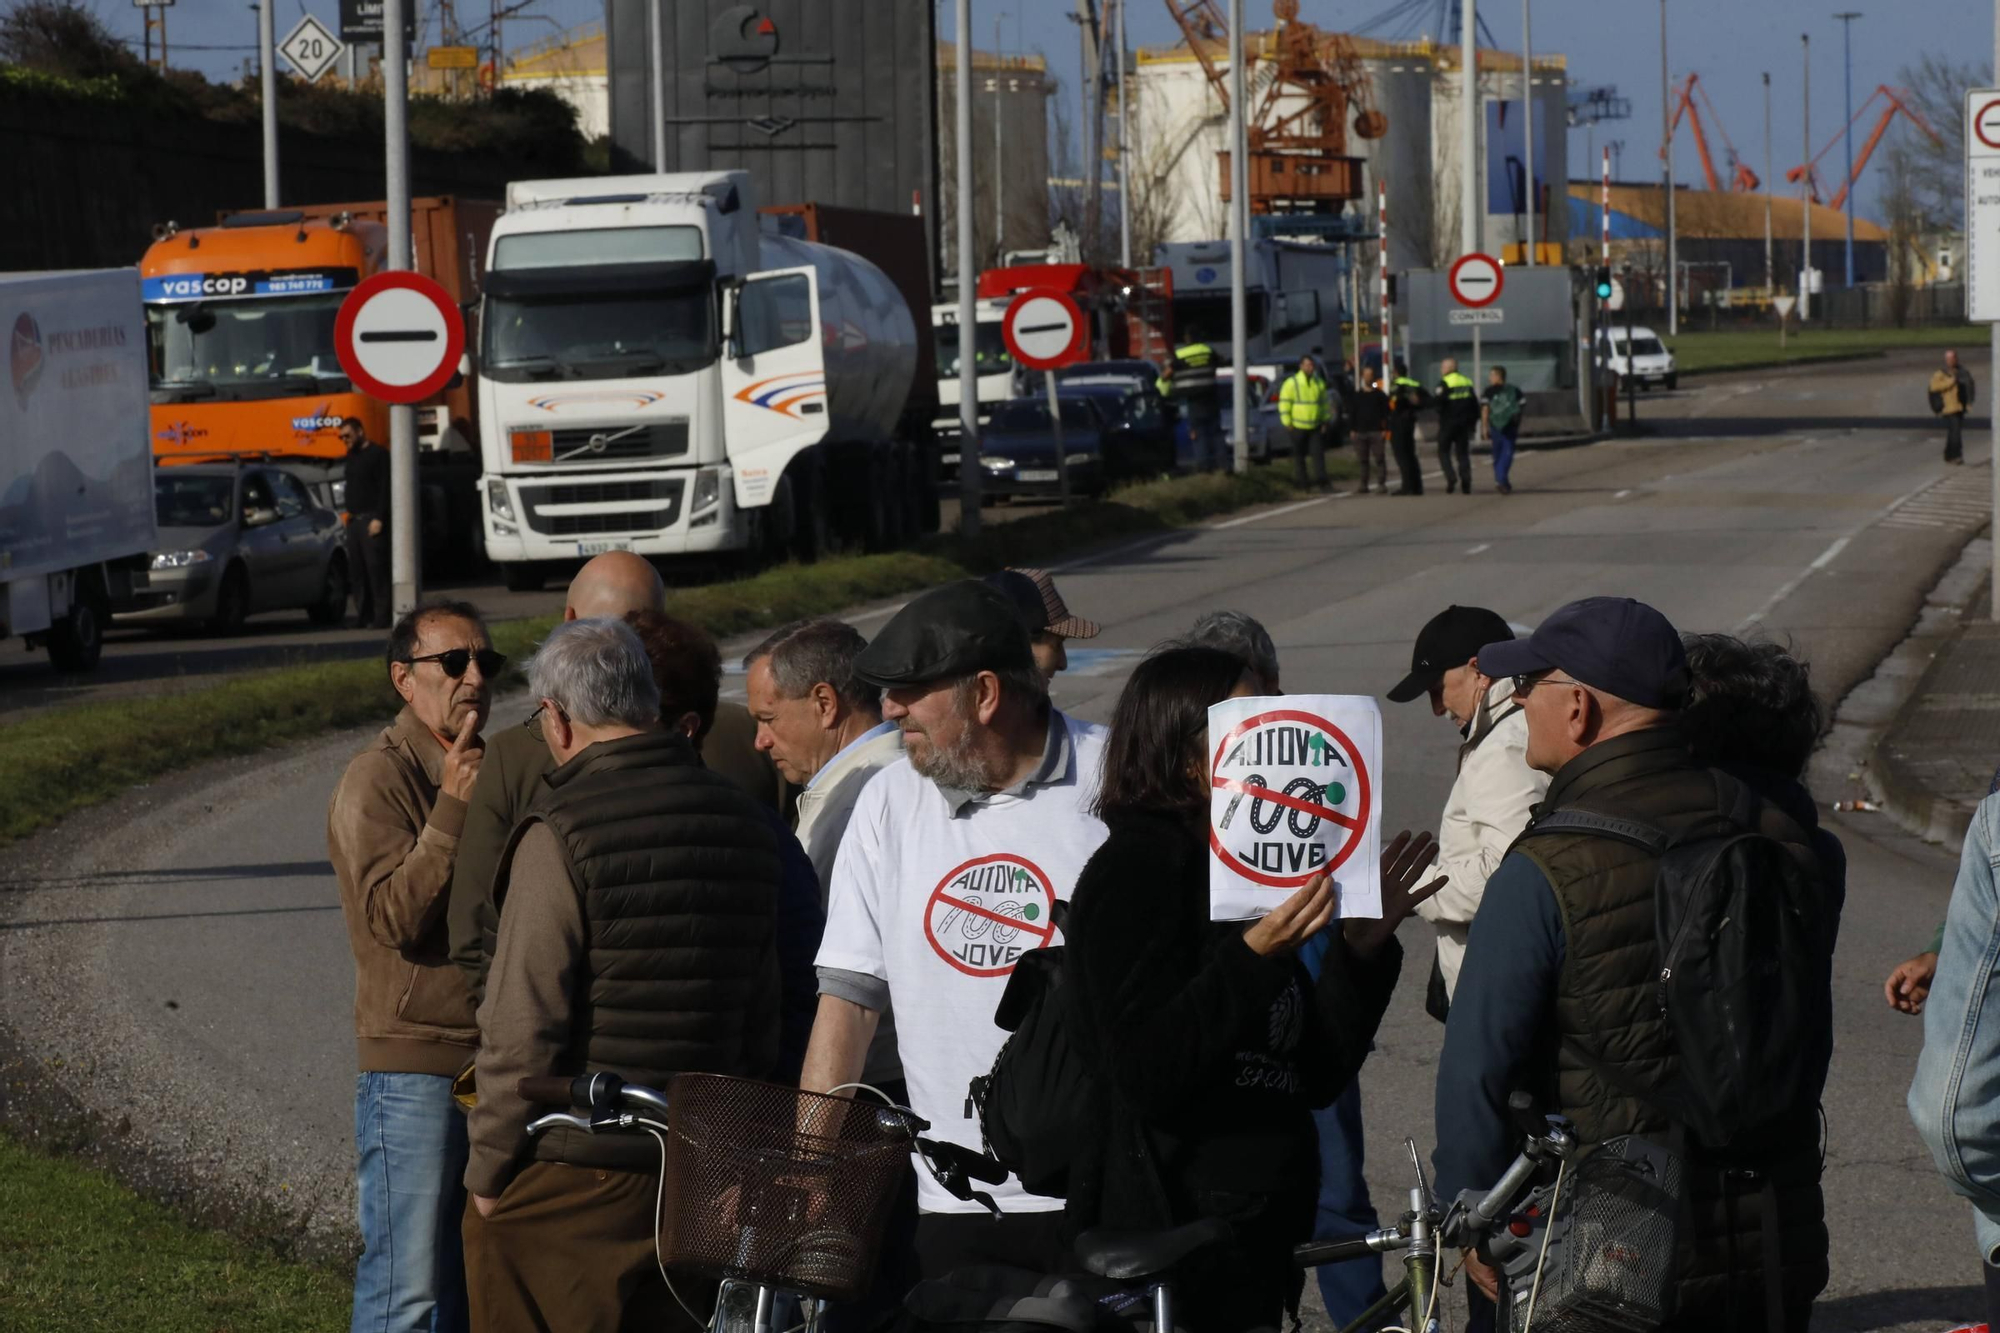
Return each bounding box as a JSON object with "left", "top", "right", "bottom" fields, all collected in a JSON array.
[{"left": 329, "top": 599, "right": 498, "bottom": 1333}]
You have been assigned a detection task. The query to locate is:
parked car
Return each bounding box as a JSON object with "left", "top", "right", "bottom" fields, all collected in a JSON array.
[
  {"left": 1056, "top": 359, "right": 1162, "bottom": 393},
  {"left": 121, "top": 464, "right": 351, "bottom": 633},
  {"left": 978, "top": 396, "right": 1110, "bottom": 501},
  {"left": 1052, "top": 383, "right": 1177, "bottom": 482},
  {"left": 1216, "top": 370, "right": 1284, "bottom": 462},
  {"left": 1598, "top": 324, "right": 1678, "bottom": 389}
]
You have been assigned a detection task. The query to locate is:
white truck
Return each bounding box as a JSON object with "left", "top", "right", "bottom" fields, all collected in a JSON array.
[
  {"left": 1, "top": 269, "right": 158, "bottom": 671},
  {"left": 476, "top": 171, "right": 935, "bottom": 589},
  {"left": 932, "top": 295, "right": 1018, "bottom": 476}
]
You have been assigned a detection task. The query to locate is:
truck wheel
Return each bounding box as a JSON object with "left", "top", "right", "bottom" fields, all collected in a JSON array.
[
  {"left": 208, "top": 566, "right": 250, "bottom": 636},
  {"left": 761, "top": 473, "right": 798, "bottom": 563},
  {"left": 307, "top": 555, "right": 350, "bottom": 626},
  {"left": 47, "top": 578, "right": 108, "bottom": 673},
  {"left": 790, "top": 458, "right": 831, "bottom": 564},
  {"left": 500, "top": 562, "right": 544, "bottom": 593}
]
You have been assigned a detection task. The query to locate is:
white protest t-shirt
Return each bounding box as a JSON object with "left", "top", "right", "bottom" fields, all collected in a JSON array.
[{"left": 817, "top": 710, "right": 1108, "bottom": 1214}]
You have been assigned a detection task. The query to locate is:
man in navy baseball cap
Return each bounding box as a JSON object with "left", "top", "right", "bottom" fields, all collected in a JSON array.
[{"left": 1476, "top": 597, "right": 1689, "bottom": 741}]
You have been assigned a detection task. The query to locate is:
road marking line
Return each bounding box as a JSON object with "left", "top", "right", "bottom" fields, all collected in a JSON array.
[
  {"left": 1737, "top": 477, "right": 1936, "bottom": 631},
  {"left": 1210, "top": 495, "right": 1338, "bottom": 529},
  {"left": 1466, "top": 543, "right": 1491, "bottom": 555},
  {"left": 1614, "top": 489, "right": 1633, "bottom": 499}
]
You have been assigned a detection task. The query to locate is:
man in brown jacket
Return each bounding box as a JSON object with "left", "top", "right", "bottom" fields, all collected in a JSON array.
[
  {"left": 329, "top": 599, "right": 498, "bottom": 1333},
  {"left": 1929, "top": 349, "right": 1976, "bottom": 464}
]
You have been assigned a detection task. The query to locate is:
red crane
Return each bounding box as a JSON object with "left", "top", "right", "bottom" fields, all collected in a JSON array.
[
  {"left": 1786, "top": 84, "right": 1943, "bottom": 211},
  {"left": 1667, "top": 72, "right": 1760, "bottom": 192}
]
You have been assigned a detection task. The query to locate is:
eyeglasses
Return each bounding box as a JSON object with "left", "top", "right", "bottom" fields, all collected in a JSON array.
[
  {"left": 1514, "top": 672, "right": 1582, "bottom": 695},
  {"left": 525, "top": 699, "right": 568, "bottom": 736},
  {"left": 403, "top": 648, "right": 507, "bottom": 679}
]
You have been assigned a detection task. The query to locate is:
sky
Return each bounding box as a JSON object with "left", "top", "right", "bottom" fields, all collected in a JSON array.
[{"left": 78, "top": 0, "right": 1996, "bottom": 223}]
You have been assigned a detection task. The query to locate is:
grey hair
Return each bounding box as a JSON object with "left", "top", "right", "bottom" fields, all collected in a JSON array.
[
  {"left": 1178, "top": 610, "right": 1281, "bottom": 692},
  {"left": 743, "top": 617, "right": 880, "bottom": 715},
  {"left": 950, "top": 661, "right": 1050, "bottom": 718},
  {"left": 527, "top": 617, "right": 661, "bottom": 730}
]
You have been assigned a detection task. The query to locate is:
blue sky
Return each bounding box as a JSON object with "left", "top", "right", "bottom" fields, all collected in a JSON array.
[{"left": 86, "top": 0, "right": 1993, "bottom": 222}]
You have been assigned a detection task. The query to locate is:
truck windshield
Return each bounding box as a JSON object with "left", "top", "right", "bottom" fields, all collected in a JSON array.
[
  {"left": 146, "top": 294, "right": 349, "bottom": 402},
  {"left": 483, "top": 289, "right": 717, "bottom": 381},
  {"left": 936, "top": 321, "right": 1014, "bottom": 377}
]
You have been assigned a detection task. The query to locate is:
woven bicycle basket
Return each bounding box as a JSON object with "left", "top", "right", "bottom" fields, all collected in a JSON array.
[
  {"left": 655, "top": 1073, "right": 915, "bottom": 1300},
  {"left": 1509, "top": 1135, "right": 1683, "bottom": 1333}
]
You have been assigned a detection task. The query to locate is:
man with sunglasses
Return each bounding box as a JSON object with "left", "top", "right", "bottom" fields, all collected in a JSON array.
[
  {"left": 339, "top": 417, "right": 392, "bottom": 629},
  {"left": 329, "top": 599, "right": 499, "bottom": 1333}
]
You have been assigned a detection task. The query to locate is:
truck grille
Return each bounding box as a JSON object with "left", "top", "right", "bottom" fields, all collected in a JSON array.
[
  {"left": 538, "top": 422, "right": 690, "bottom": 463},
  {"left": 520, "top": 478, "right": 684, "bottom": 537}
]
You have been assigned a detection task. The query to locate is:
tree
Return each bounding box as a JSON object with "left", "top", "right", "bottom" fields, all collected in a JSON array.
[
  {"left": 1889, "top": 54, "right": 1991, "bottom": 231},
  {"left": 0, "top": 0, "right": 145, "bottom": 80},
  {"left": 1882, "top": 142, "right": 1921, "bottom": 326}
]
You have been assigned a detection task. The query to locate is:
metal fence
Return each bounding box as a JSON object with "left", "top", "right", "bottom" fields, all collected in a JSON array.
[{"left": 1666, "top": 282, "right": 1968, "bottom": 331}]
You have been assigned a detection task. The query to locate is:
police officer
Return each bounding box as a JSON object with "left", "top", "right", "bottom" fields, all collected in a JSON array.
[
  {"left": 1434, "top": 357, "right": 1479, "bottom": 495},
  {"left": 1387, "top": 360, "right": 1428, "bottom": 496},
  {"left": 1278, "top": 354, "right": 1332, "bottom": 490},
  {"left": 1160, "top": 324, "right": 1222, "bottom": 472}
]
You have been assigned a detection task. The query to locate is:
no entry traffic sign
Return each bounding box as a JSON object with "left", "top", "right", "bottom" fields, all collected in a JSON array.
[
  {"left": 1449, "top": 252, "right": 1504, "bottom": 308},
  {"left": 1001, "top": 288, "right": 1088, "bottom": 371},
  {"left": 1207, "top": 696, "right": 1383, "bottom": 922},
  {"left": 1967, "top": 90, "right": 2000, "bottom": 322},
  {"left": 334, "top": 271, "right": 465, "bottom": 403}
]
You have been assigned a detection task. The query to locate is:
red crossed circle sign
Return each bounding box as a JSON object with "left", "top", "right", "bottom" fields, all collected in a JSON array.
[
  {"left": 923, "top": 853, "right": 1057, "bottom": 977},
  {"left": 1209, "top": 709, "right": 1373, "bottom": 890},
  {"left": 1977, "top": 98, "right": 2000, "bottom": 151},
  {"left": 334, "top": 271, "right": 465, "bottom": 404},
  {"left": 1449, "top": 252, "right": 1505, "bottom": 308}
]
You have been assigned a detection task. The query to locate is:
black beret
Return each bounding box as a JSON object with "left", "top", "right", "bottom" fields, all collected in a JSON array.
[{"left": 854, "top": 580, "right": 1036, "bottom": 687}]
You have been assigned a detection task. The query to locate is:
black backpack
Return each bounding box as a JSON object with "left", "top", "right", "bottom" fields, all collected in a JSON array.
[
  {"left": 965, "top": 903, "right": 1091, "bottom": 1199},
  {"left": 1520, "top": 771, "right": 1833, "bottom": 1152}
]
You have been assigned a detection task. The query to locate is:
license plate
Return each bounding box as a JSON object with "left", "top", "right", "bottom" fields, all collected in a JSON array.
[
  {"left": 1018, "top": 469, "right": 1058, "bottom": 482},
  {"left": 577, "top": 541, "right": 632, "bottom": 556}
]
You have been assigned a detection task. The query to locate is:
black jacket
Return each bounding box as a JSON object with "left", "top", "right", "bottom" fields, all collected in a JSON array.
[{"left": 343, "top": 441, "right": 390, "bottom": 517}]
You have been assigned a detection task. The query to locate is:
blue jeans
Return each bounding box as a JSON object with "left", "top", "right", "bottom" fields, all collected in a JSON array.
[
  {"left": 1311, "top": 1081, "right": 1388, "bottom": 1325},
  {"left": 1490, "top": 424, "right": 1517, "bottom": 489},
  {"left": 352, "top": 1072, "right": 471, "bottom": 1333}
]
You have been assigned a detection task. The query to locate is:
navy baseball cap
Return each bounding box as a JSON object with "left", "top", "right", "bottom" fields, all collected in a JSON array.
[{"left": 1477, "top": 597, "right": 1690, "bottom": 710}]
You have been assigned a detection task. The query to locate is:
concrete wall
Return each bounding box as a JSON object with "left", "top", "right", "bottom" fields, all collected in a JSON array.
[{"left": 936, "top": 58, "right": 1054, "bottom": 271}]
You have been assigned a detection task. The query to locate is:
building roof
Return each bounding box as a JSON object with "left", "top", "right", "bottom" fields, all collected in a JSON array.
[
  {"left": 504, "top": 21, "right": 604, "bottom": 79},
  {"left": 1136, "top": 29, "right": 1563, "bottom": 74},
  {"left": 936, "top": 45, "right": 1049, "bottom": 73},
  {"left": 1565, "top": 183, "right": 1888, "bottom": 243}
]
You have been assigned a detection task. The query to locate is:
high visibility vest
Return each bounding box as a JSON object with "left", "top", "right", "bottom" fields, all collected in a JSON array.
[
  {"left": 1165, "top": 342, "right": 1219, "bottom": 399},
  {"left": 1439, "top": 371, "right": 1479, "bottom": 424},
  {"left": 1388, "top": 375, "right": 1426, "bottom": 419},
  {"left": 1278, "top": 371, "right": 1328, "bottom": 430}
]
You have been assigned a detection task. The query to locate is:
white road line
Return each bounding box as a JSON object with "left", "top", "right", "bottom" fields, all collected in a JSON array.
[
  {"left": 1466, "top": 543, "right": 1492, "bottom": 555},
  {"left": 1210, "top": 494, "right": 1338, "bottom": 529},
  {"left": 1736, "top": 478, "right": 1936, "bottom": 631},
  {"left": 1614, "top": 489, "right": 1633, "bottom": 500}
]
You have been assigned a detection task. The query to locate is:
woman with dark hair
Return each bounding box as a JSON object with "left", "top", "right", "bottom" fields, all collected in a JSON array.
[{"left": 1061, "top": 645, "right": 1443, "bottom": 1331}]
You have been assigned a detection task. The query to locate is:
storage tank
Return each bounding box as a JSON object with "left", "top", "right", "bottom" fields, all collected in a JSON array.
[{"left": 756, "top": 231, "right": 917, "bottom": 446}]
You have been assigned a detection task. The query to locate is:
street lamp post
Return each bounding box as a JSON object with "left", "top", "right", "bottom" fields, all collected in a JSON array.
[
  {"left": 955, "top": 0, "right": 981, "bottom": 534},
  {"left": 1660, "top": 0, "right": 1676, "bottom": 335},
  {"left": 1117, "top": 0, "right": 1132, "bottom": 268},
  {"left": 994, "top": 13, "right": 1006, "bottom": 261},
  {"left": 1228, "top": 0, "right": 1248, "bottom": 473},
  {"left": 1802, "top": 32, "right": 1812, "bottom": 319},
  {"left": 1763, "top": 71, "right": 1774, "bottom": 291},
  {"left": 1835, "top": 11, "right": 1862, "bottom": 288},
  {"left": 1522, "top": 0, "right": 1535, "bottom": 265}
]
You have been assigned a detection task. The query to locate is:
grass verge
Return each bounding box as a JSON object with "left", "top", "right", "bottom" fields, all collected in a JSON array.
[
  {"left": 1667, "top": 324, "right": 1978, "bottom": 375},
  {"left": 0, "top": 461, "right": 1350, "bottom": 849},
  {"left": 0, "top": 1132, "right": 349, "bottom": 1331}
]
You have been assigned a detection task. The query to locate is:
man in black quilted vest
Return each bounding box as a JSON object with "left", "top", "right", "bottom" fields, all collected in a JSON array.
[
  {"left": 1432, "top": 597, "right": 1830, "bottom": 1331},
  {"left": 461, "top": 616, "right": 781, "bottom": 1333}
]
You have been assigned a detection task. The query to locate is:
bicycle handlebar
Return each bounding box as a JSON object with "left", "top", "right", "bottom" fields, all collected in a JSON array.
[
  {"left": 1293, "top": 1227, "right": 1406, "bottom": 1268},
  {"left": 518, "top": 1075, "right": 595, "bottom": 1107}
]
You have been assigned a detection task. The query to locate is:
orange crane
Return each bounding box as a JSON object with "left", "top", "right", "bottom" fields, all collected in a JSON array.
[
  {"left": 1786, "top": 84, "right": 1943, "bottom": 211},
  {"left": 1161, "top": 0, "right": 1387, "bottom": 213},
  {"left": 1667, "top": 72, "right": 1760, "bottom": 192}
]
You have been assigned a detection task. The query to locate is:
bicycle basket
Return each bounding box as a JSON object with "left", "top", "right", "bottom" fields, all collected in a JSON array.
[
  {"left": 1508, "top": 1135, "right": 1682, "bottom": 1333},
  {"left": 656, "top": 1073, "right": 916, "bottom": 1301}
]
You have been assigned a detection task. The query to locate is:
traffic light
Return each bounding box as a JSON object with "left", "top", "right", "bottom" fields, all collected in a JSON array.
[{"left": 1594, "top": 266, "right": 1613, "bottom": 301}]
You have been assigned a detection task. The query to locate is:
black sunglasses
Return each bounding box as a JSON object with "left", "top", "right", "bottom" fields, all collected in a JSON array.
[{"left": 403, "top": 648, "right": 506, "bottom": 679}]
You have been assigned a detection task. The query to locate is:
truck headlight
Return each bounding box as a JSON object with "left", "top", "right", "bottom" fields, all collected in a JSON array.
[
  {"left": 690, "top": 468, "right": 720, "bottom": 514},
  {"left": 151, "top": 549, "right": 211, "bottom": 570},
  {"left": 486, "top": 479, "right": 515, "bottom": 522},
  {"left": 982, "top": 456, "right": 1015, "bottom": 470}
]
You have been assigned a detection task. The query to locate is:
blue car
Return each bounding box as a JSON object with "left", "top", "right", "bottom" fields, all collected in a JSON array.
[{"left": 978, "top": 396, "right": 1109, "bottom": 501}]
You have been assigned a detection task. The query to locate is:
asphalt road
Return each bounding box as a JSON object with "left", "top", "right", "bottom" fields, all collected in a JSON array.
[{"left": 0, "top": 353, "right": 1989, "bottom": 1328}]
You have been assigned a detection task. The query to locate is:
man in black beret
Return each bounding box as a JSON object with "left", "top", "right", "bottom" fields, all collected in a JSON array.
[{"left": 800, "top": 579, "right": 1110, "bottom": 1279}]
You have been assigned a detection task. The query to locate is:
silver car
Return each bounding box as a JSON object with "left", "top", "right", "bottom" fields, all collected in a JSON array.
[{"left": 121, "top": 464, "right": 351, "bottom": 633}]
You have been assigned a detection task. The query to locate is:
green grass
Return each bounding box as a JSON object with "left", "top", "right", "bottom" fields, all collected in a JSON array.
[
  {"left": 1666, "top": 324, "right": 1980, "bottom": 375},
  {"left": 0, "top": 462, "right": 1350, "bottom": 850},
  {"left": 0, "top": 1133, "right": 349, "bottom": 1331}
]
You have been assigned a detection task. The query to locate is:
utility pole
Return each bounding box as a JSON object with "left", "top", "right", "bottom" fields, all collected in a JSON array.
[
  {"left": 955, "top": 0, "right": 981, "bottom": 534},
  {"left": 1835, "top": 11, "right": 1861, "bottom": 288},
  {"left": 1660, "top": 0, "right": 1676, "bottom": 335},
  {"left": 1229, "top": 0, "right": 1248, "bottom": 473},
  {"left": 1462, "top": 0, "right": 1480, "bottom": 383},
  {"left": 1116, "top": 0, "right": 1132, "bottom": 268},
  {"left": 259, "top": 0, "right": 278, "bottom": 208},
  {"left": 995, "top": 12, "right": 1006, "bottom": 263},
  {"left": 1991, "top": 0, "right": 1998, "bottom": 620},
  {"left": 1802, "top": 32, "right": 1812, "bottom": 319},
  {"left": 648, "top": 0, "right": 665, "bottom": 170},
  {"left": 384, "top": 0, "right": 417, "bottom": 614},
  {"left": 1763, "top": 71, "right": 1774, "bottom": 290},
  {"left": 1522, "top": 0, "right": 1535, "bottom": 265}
]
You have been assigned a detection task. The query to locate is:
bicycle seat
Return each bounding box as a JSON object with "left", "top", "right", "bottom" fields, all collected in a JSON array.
[{"left": 1073, "top": 1217, "right": 1233, "bottom": 1282}]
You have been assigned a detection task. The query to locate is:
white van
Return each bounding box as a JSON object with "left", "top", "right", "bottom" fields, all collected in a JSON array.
[{"left": 1598, "top": 325, "right": 1679, "bottom": 390}]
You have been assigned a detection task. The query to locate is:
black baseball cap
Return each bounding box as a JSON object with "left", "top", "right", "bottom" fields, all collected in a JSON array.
[
  {"left": 1476, "top": 597, "right": 1689, "bottom": 710},
  {"left": 854, "top": 580, "right": 1036, "bottom": 688},
  {"left": 1387, "top": 606, "right": 1516, "bottom": 703}
]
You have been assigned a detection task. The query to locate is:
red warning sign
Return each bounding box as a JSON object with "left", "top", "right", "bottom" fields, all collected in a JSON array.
[
  {"left": 1208, "top": 708, "right": 1373, "bottom": 890},
  {"left": 923, "top": 853, "right": 1058, "bottom": 977}
]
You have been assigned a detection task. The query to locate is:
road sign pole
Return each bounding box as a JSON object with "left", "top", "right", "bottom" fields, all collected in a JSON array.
[
  {"left": 1046, "top": 370, "right": 1069, "bottom": 505},
  {"left": 955, "top": 0, "right": 981, "bottom": 536},
  {"left": 260, "top": 0, "right": 279, "bottom": 207},
  {"left": 1992, "top": 6, "right": 1999, "bottom": 621},
  {"left": 1229, "top": 0, "right": 1248, "bottom": 475},
  {"left": 648, "top": 0, "right": 666, "bottom": 172},
  {"left": 384, "top": 0, "right": 418, "bottom": 615}
]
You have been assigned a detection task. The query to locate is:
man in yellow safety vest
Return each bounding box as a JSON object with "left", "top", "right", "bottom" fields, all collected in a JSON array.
[
  {"left": 1159, "top": 325, "right": 1222, "bottom": 472},
  {"left": 1434, "top": 358, "right": 1480, "bottom": 494},
  {"left": 1278, "top": 353, "right": 1332, "bottom": 490}
]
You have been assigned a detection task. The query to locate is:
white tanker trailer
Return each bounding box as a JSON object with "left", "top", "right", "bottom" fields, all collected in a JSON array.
[{"left": 476, "top": 170, "right": 936, "bottom": 587}]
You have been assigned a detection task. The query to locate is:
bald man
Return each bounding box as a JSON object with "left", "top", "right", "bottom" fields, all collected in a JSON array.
[{"left": 446, "top": 554, "right": 781, "bottom": 999}]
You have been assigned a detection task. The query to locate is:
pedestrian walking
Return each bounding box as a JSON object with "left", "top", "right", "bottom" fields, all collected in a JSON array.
[
  {"left": 1433, "top": 359, "right": 1479, "bottom": 494},
  {"left": 1480, "top": 366, "right": 1524, "bottom": 495},
  {"left": 982, "top": 567, "right": 1101, "bottom": 682},
  {"left": 800, "top": 580, "right": 1108, "bottom": 1278},
  {"left": 1387, "top": 360, "right": 1428, "bottom": 496},
  {"left": 329, "top": 600, "right": 499, "bottom": 1333},
  {"left": 339, "top": 417, "right": 392, "bottom": 628},
  {"left": 1385, "top": 606, "right": 1547, "bottom": 1012},
  {"left": 1060, "top": 645, "right": 1439, "bottom": 1333},
  {"left": 1349, "top": 373, "right": 1390, "bottom": 495},
  {"left": 462, "top": 617, "right": 783, "bottom": 1333},
  {"left": 1930, "top": 350, "right": 1976, "bottom": 464},
  {"left": 1436, "top": 598, "right": 1837, "bottom": 1330},
  {"left": 1160, "top": 325, "right": 1222, "bottom": 471},
  {"left": 1278, "top": 354, "right": 1332, "bottom": 490}
]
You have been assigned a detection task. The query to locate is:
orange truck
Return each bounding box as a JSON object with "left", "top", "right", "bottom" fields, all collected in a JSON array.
[{"left": 140, "top": 197, "right": 498, "bottom": 563}]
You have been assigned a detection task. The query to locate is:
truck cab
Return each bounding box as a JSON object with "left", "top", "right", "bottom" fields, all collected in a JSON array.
[
  {"left": 932, "top": 295, "right": 1017, "bottom": 470},
  {"left": 1155, "top": 238, "right": 1344, "bottom": 366}
]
